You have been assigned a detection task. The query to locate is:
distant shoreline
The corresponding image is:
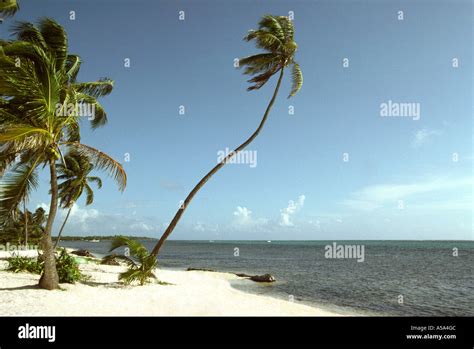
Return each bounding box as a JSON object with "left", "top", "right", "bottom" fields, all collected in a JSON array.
[{"left": 55, "top": 237, "right": 474, "bottom": 242}]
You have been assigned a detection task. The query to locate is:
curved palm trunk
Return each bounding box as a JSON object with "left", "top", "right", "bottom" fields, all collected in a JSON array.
[
  {"left": 53, "top": 207, "right": 72, "bottom": 250},
  {"left": 23, "top": 198, "right": 28, "bottom": 249},
  {"left": 39, "top": 158, "right": 60, "bottom": 290},
  {"left": 151, "top": 68, "right": 285, "bottom": 256}
]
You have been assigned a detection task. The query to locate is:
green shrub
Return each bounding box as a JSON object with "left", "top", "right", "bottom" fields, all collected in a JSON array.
[
  {"left": 6, "top": 249, "right": 85, "bottom": 284},
  {"left": 7, "top": 255, "right": 43, "bottom": 274},
  {"left": 55, "top": 249, "right": 84, "bottom": 283}
]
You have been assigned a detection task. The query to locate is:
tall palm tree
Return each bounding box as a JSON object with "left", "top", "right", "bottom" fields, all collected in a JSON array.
[
  {"left": 150, "top": 15, "right": 303, "bottom": 256},
  {"left": 53, "top": 151, "right": 102, "bottom": 249},
  {"left": 0, "top": 19, "right": 126, "bottom": 289},
  {"left": 0, "top": 0, "right": 19, "bottom": 19}
]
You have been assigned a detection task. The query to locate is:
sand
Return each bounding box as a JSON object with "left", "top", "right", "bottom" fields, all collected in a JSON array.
[{"left": 0, "top": 254, "right": 342, "bottom": 316}]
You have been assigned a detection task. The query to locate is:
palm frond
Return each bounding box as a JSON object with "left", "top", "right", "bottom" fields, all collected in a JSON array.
[
  {"left": 247, "top": 68, "right": 280, "bottom": 91},
  {"left": 0, "top": 156, "right": 41, "bottom": 225},
  {"left": 87, "top": 176, "right": 102, "bottom": 189},
  {"left": 118, "top": 267, "right": 156, "bottom": 286},
  {"left": 39, "top": 18, "right": 68, "bottom": 69},
  {"left": 101, "top": 254, "right": 137, "bottom": 268},
  {"left": 74, "top": 92, "right": 107, "bottom": 129},
  {"left": 63, "top": 142, "right": 126, "bottom": 191},
  {"left": 65, "top": 54, "right": 81, "bottom": 82},
  {"left": 239, "top": 53, "right": 280, "bottom": 75},
  {"left": 11, "top": 21, "right": 47, "bottom": 51},
  {"left": 258, "top": 15, "right": 285, "bottom": 41},
  {"left": 84, "top": 183, "right": 94, "bottom": 205},
  {"left": 244, "top": 30, "right": 283, "bottom": 52},
  {"left": 288, "top": 61, "right": 303, "bottom": 98},
  {"left": 108, "top": 236, "right": 148, "bottom": 259},
  {"left": 73, "top": 78, "right": 114, "bottom": 98},
  {"left": 0, "top": 0, "right": 19, "bottom": 18},
  {"left": 0, "top": 40, "right": 50, "bottom": 70},
  {"left": 0, "top": 125, "right": 50, "bottom": 142},
  {"left": 275, "top": 16, "right": 294, "bottom": 42}
]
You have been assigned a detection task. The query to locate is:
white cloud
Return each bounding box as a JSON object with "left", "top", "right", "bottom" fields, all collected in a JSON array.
[
  {"left": 412, "top": 128, "right": 442, "bottom": 147},
  {"left": 308, "top": 219, "right": 321, "bottom": 230},
  {"left": 67, "top": 204, "right": 99, "bottom": 223},
  {"left": 343, "top": 177, "right": 473, "bottom": 211},
  {"left": 129, "top": 222, "right": 154, "bottom": 232},
  {"left": 280, "top": 194, "right": 305, "bottom": 227},
  {"left": 193, "top": 221, "right": 218, "bottom": 232},
  {"left": 233, "top": 206, "right": 253, "bottom": 225},
  {"left": 36, "top": 203, "right": 162, "bottom": 235}
]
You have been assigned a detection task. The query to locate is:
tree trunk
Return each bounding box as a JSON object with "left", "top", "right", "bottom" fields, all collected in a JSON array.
[
  {"left": 151, "top": 68, "right": 285, "bottom": 256},
  {"left": 53, "top": 207, "right": 72, "bottom": 250},
  {"left": 39, "top": 158, "right": 60, "bottom": 290},
  {"left": 23, "top": 198, "right": 28, "bottom": 249}
]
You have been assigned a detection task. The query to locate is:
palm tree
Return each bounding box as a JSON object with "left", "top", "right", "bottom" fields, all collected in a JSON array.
[
  {"left": 3, "top": 206, "right": 47, "bottom": 245},
  {"left": 103, "top": 236, "right": 158, "bottom": 286},
  {"left": 0, "top": 18, "right": 126, "bottom": 289},
  {"left": 0, "top": 0, "right": 19, "bottom": 19},
  {"left": 150, "top": 15, "right": 303, "bottom": 256},
  {"left": 30, "top": 207, "right": 47, "bottom": 240},
  {"left": 53, "top": 151, "right": 103, "bottom": 249}
]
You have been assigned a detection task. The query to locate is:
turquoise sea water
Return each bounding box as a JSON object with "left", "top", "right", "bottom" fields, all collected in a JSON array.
[{"left": 61, "top": 240, "right": 474, "bottom": 316}]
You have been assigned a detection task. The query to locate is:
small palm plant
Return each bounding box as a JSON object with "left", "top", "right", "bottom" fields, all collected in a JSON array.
[{"left": 103, "top": 236, "right": 158, "bottom": 286}]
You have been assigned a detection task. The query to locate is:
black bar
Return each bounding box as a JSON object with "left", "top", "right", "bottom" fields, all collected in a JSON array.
[{"left": 0, "top": 317, "right": 472, "bottom": 348}]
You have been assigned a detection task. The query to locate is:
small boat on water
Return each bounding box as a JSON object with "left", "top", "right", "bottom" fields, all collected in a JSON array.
[{"left": 88, "top": 239, "right": 100, "bottom": 243}]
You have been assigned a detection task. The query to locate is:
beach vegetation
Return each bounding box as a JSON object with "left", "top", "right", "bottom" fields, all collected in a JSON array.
[
  {"left": 1, "top": 206, "right": 46, "bottom": 245},
  {"left": 0, "top": 18, "right": 126, "bottom": 289},
  {"left": 6, "top": 248, "right": 84, "bottom": 283},
  {"left": 103, "top": 236, "right": 158, "bottom": 286}
]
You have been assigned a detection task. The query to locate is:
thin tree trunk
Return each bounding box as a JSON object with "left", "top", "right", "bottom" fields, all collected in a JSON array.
[
  {"left": 39, "top": 158, "right": 60, "bottom": 290},
  {"left": 23, "top": 198, "right": 28, "bottom": 249},
  {"left": 151, "top": 68, "right": 285, "bottom": 256},
  {"left": 53, "top": 207, "right": 72, "bottom": 250}
]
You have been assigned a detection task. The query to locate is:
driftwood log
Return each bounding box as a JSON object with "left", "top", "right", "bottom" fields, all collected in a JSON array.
[{"left": 186, "top": 267, "right": 276, "bottom": 283}]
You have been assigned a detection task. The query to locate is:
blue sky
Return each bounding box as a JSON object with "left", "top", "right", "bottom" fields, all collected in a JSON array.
[{"left": 2, "top": 0, "right": 472, "bottom": 240}]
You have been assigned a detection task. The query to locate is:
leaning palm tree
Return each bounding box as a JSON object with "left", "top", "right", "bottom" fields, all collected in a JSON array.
[
  {"left": 0, "top": 19, "right": 126, "bottom": 289},
  {"left": 150, "top": 15, "right": 303, "bottom": 256},
  {"left": 103, "top": 236, "right": 158, "bottom": 286},
  {"left": 53, "top": 151, "right": 103, "bottom": 249},
  {"left": 0, "top": 0, "right": 19, "bottom": 19}
]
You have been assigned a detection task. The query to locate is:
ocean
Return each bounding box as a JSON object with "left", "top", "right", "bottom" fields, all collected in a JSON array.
[{"left": 60, "top": 240, "right": 474, "bottom": 316}]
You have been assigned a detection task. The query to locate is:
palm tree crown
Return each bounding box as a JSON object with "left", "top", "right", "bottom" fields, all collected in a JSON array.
[
  {"left": 57, "top": 151, "right": 102, "bottom": 208},
  {"left": 0, "top": 18, "right": 126, "bottom": 223},
  {"left": 239, "top": 15, "right": 303, "bottom": 97}
]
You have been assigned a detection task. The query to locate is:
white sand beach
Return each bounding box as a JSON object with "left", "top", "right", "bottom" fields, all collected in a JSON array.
[{"left": 0, "top": 255, "right": 342, "bottom": 316}]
